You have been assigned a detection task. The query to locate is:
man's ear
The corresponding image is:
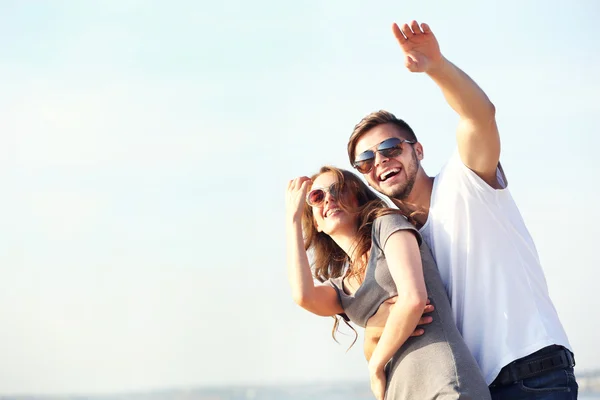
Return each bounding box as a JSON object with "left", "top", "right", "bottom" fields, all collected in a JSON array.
[{"left": 414, "top": 142, "right": 424, "bottom": 161}]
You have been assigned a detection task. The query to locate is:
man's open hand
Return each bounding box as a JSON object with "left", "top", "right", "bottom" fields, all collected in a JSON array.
[{"left": 392, "top": 20, "right": 443, "bottom": 73}]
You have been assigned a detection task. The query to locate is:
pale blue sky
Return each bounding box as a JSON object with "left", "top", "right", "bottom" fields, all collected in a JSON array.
[{"left": 1, "top": 0, "right": 599, "bottom": 395}]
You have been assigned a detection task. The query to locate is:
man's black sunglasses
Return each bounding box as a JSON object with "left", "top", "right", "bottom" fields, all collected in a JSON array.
[{"left": 352, "top": 137, "right": 415, "bottom": 174}]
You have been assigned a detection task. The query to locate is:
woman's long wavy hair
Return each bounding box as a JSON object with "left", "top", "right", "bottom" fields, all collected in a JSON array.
[{"left": 302, "top": 166, "right": 402, "bottom": 348}]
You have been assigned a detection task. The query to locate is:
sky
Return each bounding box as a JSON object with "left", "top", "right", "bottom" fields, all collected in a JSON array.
[{"left": 1, "top": 0, "right": 599, "bottom": 395}]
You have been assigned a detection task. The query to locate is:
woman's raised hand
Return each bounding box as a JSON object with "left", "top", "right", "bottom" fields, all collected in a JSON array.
[{"left": 286, "top": 177, "right": 312, "bottom": 223}]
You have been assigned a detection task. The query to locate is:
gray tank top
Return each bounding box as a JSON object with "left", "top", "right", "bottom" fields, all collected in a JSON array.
[{"left": 325, "top": 213, "right": 423, "bottom": 327}]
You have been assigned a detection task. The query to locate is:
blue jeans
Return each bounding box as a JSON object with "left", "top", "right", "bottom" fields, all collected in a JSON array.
[{"left": 490, "top": 367, "right": 578, "bottom": 400}]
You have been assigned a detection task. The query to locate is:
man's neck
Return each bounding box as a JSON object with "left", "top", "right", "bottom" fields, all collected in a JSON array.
[{"left": 391, "top": 175, "right": 435, "bottom": 229}]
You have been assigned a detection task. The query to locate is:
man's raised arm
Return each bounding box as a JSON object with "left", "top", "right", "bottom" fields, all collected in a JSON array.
[{"left": 393, "top": 21, "right": 500, "bottom": 187}]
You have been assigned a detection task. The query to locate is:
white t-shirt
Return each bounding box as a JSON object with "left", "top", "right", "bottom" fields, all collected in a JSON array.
[{"left": 420, "top": 150, "right": 572, "bottom": 385}]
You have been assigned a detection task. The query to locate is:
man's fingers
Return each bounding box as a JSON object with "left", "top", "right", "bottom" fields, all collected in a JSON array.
[
  {"left": 423, "top": 299, "right": 434, "bottom": 313},
  {"left": 410, "top": 328, "right": 425, "bottom": 337},
  {"left": 401, "top": 23, "right": 414, "bottom": 39},
  {"left": 394, "top": 21, "right": 433, "bottom": 44},
  {"left": 410, "top": 20, "right": 422, "bottom": 34},
  {"left": 392, "top": 23, "right": 407, "bottom": 43},
  {"left": 411, "top": 314, "right": 432, "bottom": 336},
  {"left": 405, "top": 54, "right": 417, "bottom": 70}
]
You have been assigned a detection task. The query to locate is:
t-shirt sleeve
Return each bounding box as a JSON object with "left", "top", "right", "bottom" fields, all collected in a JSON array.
[
  {"left": 373, "top": 213, "right": 422, "bottom": 251},
  {"left": 445, "top": 149, "right": 508, "bottom": 192}
]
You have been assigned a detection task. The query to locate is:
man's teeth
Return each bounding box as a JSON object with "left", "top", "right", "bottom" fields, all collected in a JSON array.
[{"left": 380, "top": 170, "right": 399, "bottom": 181}]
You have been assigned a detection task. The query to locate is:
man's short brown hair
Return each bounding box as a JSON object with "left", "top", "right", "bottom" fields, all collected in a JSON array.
[{"left": 347, "top": 110, "right": 417, "bottom": 165}]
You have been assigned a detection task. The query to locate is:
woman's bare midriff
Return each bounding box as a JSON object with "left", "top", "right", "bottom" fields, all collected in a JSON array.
[{"left": 363, "top": 296, "right": 398, "bottom": 361}]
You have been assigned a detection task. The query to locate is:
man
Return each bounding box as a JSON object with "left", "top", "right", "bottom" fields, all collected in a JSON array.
[{"left": 350, "top": 21, "right": 577, "bottom": 399}]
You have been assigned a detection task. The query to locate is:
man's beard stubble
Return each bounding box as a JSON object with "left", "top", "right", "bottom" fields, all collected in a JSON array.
[{"left": 383, "top": 149, "right": 419, "bottom": 201}]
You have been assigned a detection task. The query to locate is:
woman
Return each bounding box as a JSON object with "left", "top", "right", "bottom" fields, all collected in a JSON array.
[{"left": 285, "top": 166, "right": 490, "bottom": 400}]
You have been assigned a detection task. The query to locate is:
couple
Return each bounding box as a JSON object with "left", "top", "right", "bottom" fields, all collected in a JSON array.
[{"left": 285, "top": 20, "right": 577, "bottom": 400}]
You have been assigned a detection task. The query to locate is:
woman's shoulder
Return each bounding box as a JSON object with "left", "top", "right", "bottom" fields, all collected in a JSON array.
[
  {"left": 373, "top": 211, "right": 422, "bottom": 247},
  {"left": 373, "top": 210, "right": 413, "bottom": 231}
]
